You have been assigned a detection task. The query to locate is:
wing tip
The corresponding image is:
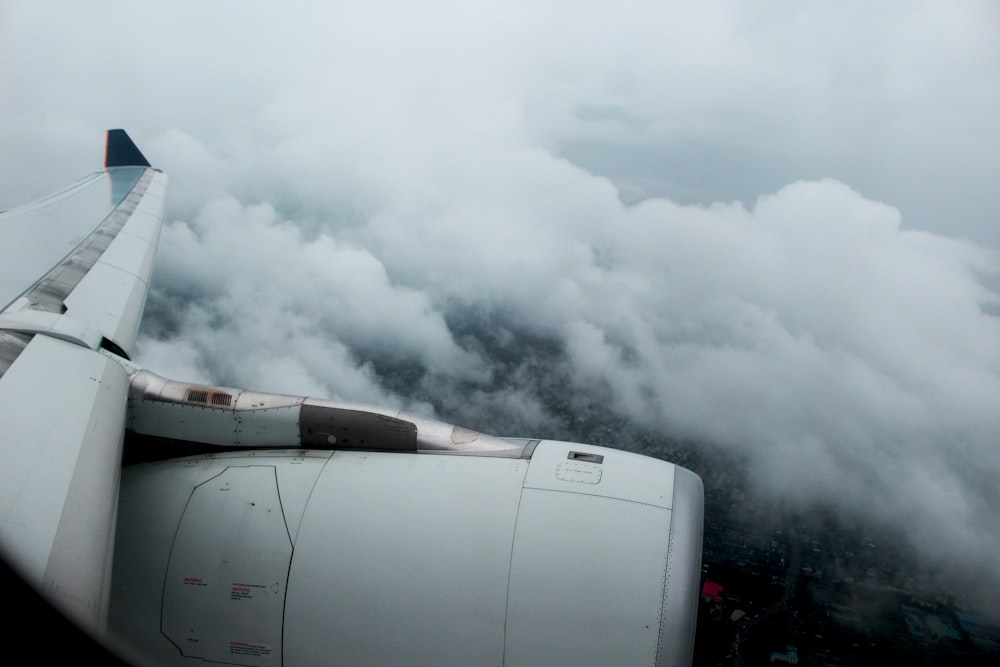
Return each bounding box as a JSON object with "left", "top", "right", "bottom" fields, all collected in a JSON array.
[{"left": 104, "top": 129, "right": 151, "bottom": 168}]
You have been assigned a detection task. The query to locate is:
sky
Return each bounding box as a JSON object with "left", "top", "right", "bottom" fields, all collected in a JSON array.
[{"left": 2, "top": 1, "right": 1000, "bottom": 608}]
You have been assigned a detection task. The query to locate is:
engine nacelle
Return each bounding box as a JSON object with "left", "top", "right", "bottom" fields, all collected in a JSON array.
[{"left": 109, "top": 441, "right": 703, "bottom": 666}]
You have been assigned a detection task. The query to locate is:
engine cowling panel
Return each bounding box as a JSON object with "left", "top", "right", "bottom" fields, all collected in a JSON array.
[{"left": 109, "top": 442, "right": 702, "bottom": 666}]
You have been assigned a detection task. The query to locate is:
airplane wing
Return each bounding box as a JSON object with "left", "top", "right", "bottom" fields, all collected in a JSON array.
[
  {"left": 0, "top": 129, "right": 166, "bottom": 633},
  {"left": 0, "top": 132, "right": 704, "bottom": 666}
]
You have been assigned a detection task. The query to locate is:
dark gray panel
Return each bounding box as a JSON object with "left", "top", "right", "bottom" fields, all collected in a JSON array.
[{"left": 299, "top": 404, "right": 417, "bottom": 450}]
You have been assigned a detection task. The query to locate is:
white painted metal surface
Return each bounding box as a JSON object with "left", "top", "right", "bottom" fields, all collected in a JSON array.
[
  {"left": 110, "top": 442, "right": 702, "bottom": 666},
  {"left": 0, "top": 171, "right": 116, "bottom": 311},
  {"left": 286, "top": 452, "right": 527, "bottom": 666},
  {"left": 505, "top": 489, "right": 672, "bottom": 666},
  {"left": 162, "top": 466, "right": 290, "bottom": 665},
  {"left": 0, "top": 334, "right": 128, "bottom": 630},
  {"left": 0, "top": 309, "right": 103, "bottom": 349},
  {"left": 62, "top": 171, "right": 166, "bottom": 355},
  {"left": 523, "top": 439, "right": 677, "bottom": 508},
  {"left": 108, "top": 452, "right": 333, "bottom": 659},
  {"left": 0, "top": 152, "right": 165, "bottom": 636}
]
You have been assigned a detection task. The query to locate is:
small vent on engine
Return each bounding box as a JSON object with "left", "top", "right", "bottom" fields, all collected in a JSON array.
[
  {"left": 187, "top": 389, "right": 208, "bottom": 403},
  {"left": 211, "top": 392, "right": 233, "bottom": 407},
  {"left": 567, "top": 451, "right": 604, "bottom": 464}
]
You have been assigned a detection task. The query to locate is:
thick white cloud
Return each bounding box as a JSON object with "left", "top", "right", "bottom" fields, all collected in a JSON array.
[
  {"left": 139, "top": 131, "right": 1000, "bottom": 593},
  {"left": 146, "top": 196, "right": 484, "bottom": 395}
]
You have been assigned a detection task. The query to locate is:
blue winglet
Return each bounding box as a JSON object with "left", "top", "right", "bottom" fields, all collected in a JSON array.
[{"left": 105, "top": 129, "right": 151, "bottom": 168}]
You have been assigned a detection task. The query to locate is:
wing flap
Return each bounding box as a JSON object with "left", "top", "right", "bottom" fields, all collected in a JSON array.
[
  {"left": 63, "top": 262, "right": 151, "bottom": 355},
  {"left": 60, "top": 170, "right": 167, "bottom": 356}
]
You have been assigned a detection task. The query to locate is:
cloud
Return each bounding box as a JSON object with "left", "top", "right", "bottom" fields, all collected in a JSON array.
[
  {"left": 143, "top": 195, "right": 484, "bottom": 402},
  {"left": 140, "top": 123, "right": 1000, "bottom": 593}
]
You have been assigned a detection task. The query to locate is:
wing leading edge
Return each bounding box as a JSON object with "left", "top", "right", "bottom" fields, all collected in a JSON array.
[{"left": 0, "top": 130, "right": 167, "bottom": 633}]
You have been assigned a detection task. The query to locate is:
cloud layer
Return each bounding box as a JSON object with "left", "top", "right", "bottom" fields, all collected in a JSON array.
[{"left": 143, "top": 132, "right": 1000, "bottom": 596}]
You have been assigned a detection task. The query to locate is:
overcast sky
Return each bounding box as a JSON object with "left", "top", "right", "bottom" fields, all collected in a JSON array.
[{"left": 3, "top": 1, "right": 1000, "bottom": 608}]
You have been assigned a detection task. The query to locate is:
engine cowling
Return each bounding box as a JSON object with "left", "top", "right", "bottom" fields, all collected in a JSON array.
[{"left": 109, "top": 440, "right": 703, "bottom": 666}]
